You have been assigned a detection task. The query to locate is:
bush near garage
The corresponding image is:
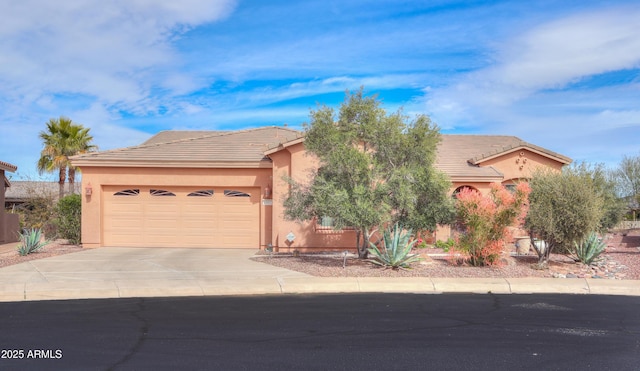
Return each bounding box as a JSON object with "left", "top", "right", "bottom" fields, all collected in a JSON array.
[{"left": 55, "top": 194, "right": 81, "bottom": 244}]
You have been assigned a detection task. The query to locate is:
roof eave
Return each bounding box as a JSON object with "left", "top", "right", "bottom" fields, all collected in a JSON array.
[
  {"left": 70, "top": 160, "right": 273, "bottom": 169},
  {"left": 449, "top": 175, "right": 505, "bottom": 183},
  {"left": 264, "top": 137, "right": 306, "bottom": 155},
  {"left": 470, "top": 145, "right": 572, "bottom": 165},
  {"left": 0, "top": 161, "right": 17, "bottom": 172}
]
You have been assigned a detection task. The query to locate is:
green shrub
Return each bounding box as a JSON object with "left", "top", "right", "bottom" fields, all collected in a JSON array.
[
  {"left": 414, "top": 238, "right": 428, "bottom": 249},
  {"left": 17, "top": 196, "right": 56, "bottom": 233},
  {"left": 572, "top": 232, "right": 606, "bottom": 265},
  {"left": 368, "top": 223, "right": 421, "bottom": 270},
  {"left": 55, "top": 194, "right": 81, "bottom": 244},
  {"left": 434, "top": 238, "right": 455, "bottom": 252},
  {"left": 17, "top": 228, "right": 49, "bottom": 256}
]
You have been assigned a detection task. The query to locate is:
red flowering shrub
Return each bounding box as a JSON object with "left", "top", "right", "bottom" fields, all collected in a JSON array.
[{"left": 451, "top": 183, "right": 530, "bottom": 266}]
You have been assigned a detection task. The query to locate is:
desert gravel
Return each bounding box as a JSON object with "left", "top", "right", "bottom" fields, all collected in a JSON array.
[{"left": 1, "top": 232, "right": 638, "bottom": 280}]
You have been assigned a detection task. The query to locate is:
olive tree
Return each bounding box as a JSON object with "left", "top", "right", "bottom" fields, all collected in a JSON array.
[
  {"left": 526, "top": 163, "right": 615, "bottom": 266},
  {"left": 284, "top": 88, "right": 454, "bottom": 258}
]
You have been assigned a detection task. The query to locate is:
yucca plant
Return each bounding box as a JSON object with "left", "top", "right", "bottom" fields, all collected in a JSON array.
[
  {"left": 368, "top": 223, "right": 421, "bottom": 270},
  {"left": 572, "top": 232, "right": 606, "bottom": 265},
  {"left": 17, "top": 228, "right": 49, "bottom": 256}
]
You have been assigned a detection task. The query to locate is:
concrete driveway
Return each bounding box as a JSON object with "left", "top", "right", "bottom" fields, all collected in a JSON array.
[
  {"left": 0, "top": 247, "right": 309, "bottom": 301},
  {"left": 2, "top": 247, "right": 640, "bottom": 302}
]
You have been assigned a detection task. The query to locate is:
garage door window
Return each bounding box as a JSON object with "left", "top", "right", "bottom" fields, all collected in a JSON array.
[
  {"left": 187, "top": 190, "right": 214, "bottom": 197},
  {"left": 150, "top": 189, "right": 176, "bottom": 196},
  {"left": 224, "top": 190, "right": 250, "bottom": 197},
  {"left": 113, "top": 189, "right": 140, "bottom": 196}
]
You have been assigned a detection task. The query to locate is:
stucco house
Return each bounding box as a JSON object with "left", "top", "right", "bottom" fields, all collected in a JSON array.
[
  {"left": 70, "top": 126, "right": 571, "bottom": 251},
  {"left": 1, "top": 160, "right": 19, "bottom": 244}
]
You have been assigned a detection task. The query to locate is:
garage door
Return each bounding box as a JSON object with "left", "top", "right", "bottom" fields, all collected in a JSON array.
[{"left": 103, "top": 186, "right": 260, "bottom": 248}]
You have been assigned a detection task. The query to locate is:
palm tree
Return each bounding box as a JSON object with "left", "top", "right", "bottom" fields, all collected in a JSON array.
[{"left": 37, "top": 117, "right": 97, "bottom": 199}]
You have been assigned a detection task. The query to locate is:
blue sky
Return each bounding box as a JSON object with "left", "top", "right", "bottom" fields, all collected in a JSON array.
[{"left": 1, "top": 0, "right": 639, "bottom": 180}]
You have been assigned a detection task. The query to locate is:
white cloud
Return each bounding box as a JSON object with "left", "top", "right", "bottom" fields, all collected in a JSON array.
[
  {"left": 497, "top": 8, "right": 640, "bottom": 90},
  {"left": 0, "top": 0, "right": 237, "bottom": 112},
  {"left": 424, "top": 6, "right": 640, "bottom": 165},
  {"left": 0, "top": 0, "right": 237, "bottom": 177},
  {"left": 428, "top": 7, "right": 640, "bottom": 111}
]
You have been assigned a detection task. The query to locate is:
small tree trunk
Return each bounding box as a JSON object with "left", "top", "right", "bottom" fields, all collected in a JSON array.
[
  {"left": 535, "top": 240, "right": 552, "bottom": 268},
  {"left": 356, "top": 228, "right": 369, "bottom": 259},
  {"left": 58, "top": 167, "right": 66, "bottom": 199},
  {"left": 68, "top": 167, "right": 76, "bottom": 195},
  {"left": 361, "top": 228, "right": 371, "bottom": 259}
]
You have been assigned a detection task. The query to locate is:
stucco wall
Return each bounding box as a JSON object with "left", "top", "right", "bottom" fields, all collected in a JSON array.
[
  {"left": 270, "top": 143, "right": 357, "bottom": 252},
  {"left": 479, "top": 149, "right": 564, "bottom": 182},
  {"left": 79, "top": 144, "right": 568, "bottom": 249},
  {"left": 80, "top": 166, "right": 273, "bottom": 248},
  {"left": 1, "top": 169, "right": 19, "bottom": 244},
  {"left": 0, "top": 169, "right": 5, "bottom": 243}
]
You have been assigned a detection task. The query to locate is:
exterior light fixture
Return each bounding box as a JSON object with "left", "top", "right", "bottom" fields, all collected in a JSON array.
[
  {"left": 264, "top": 184, "right": 271, "bottom": 199},
  {"left": 85, "top": 183, "right": 93, "bottom": 196}
]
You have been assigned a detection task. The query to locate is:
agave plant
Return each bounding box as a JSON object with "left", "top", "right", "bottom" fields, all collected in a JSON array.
[
  {"left": 572, "top": 232, "right": 605, "bottom": 265},
  {"left": 368, "top": 223, "right": 421, "bottom": 270},
  {"left": 17, "top": 228, "right": 49, "bottom": 256}
]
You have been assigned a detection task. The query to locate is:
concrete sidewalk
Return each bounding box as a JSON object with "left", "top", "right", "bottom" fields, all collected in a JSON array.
[{"left": 1, "top": 246, "right": 639, "bottom": 302}]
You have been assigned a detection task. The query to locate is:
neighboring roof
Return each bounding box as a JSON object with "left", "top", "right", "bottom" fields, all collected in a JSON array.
[
  {"left": 0, "top": 160, "right": 17, "bottom": 172},
  {"left": 435, "top": 135, "right": 571, "bottom": 182},
  {"left": 1, "top": 160, "right": 17, "bottom": 189},
  {"left": 4, "top": 181, "right": 80, "bottom": 202},
  {"left": 71, "top": 127, "right": 303, "bottom": 168}
]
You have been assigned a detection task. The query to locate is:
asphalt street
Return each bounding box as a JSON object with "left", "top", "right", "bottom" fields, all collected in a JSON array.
[{"left": 1, "top": 293, "right": 639, "bottom": 370}]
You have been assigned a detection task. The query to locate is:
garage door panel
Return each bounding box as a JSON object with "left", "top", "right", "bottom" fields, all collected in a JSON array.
[{"left": 103, "top": 186, "right": 259, "bottom": 248}]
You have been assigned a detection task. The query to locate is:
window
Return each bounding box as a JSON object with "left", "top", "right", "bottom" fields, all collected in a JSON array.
[
  {"left": 318, "top": 216, "right": 334, "bottom": 229},
  {"left": 315, "top": 216, "right": 354, "bottom": 232},
  {"left": 188, "top": 190, "right": 214, "bottom": 197},
  {"left": 224, "top": 190, "right": 250, "bottom": 197},
  {"left": 452, "top": 185, "right": 478, "bottom": 198},
  {"left": 114, "top": 189, "right": 140, "bottom": 196},
  {"left": 150, "top": 189, "right": 176, "bottom": 196}
]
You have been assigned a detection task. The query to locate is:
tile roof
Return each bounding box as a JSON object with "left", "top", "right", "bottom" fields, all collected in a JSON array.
[
  {"left": 71, "top": 126, "right": 303, "bottom": 167},
  {"left": 267, "top": 133, "right": 571, "bottom": 181},
  {"left": 71, "top": 127, "right": 571, "bottom": 179},
  {"left": 435, "top": 135, "right": 571, "bottom": 180},
  {"left": 141, "top": 131, "right": 228, "bottom": 145},
  {"left": 0, "top": 160, "right": 17, "bottom": 172},
  {"left": 4, "top": 181, "right": 79, "bottom": 202}
]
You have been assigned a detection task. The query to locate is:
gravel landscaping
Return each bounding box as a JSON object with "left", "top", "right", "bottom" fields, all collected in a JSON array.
[
  {"left": 0, "top": 240, "right": 83, "bottom": 268},
  {"left": 252, "top": 231, "right": 640, "bottom": 280},
  {"left": 1, "top": 231, "right": 638, "bottom": 280}
]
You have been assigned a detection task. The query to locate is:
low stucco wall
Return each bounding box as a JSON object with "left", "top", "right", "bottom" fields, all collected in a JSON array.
[{"left": 0, "top": 213, "right": 19, "bottom": 244}]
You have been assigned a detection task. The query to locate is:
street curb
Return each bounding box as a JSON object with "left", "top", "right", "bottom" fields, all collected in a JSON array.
[{"left": 2, "top": 277, "right": 639, "bottom": 302}]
